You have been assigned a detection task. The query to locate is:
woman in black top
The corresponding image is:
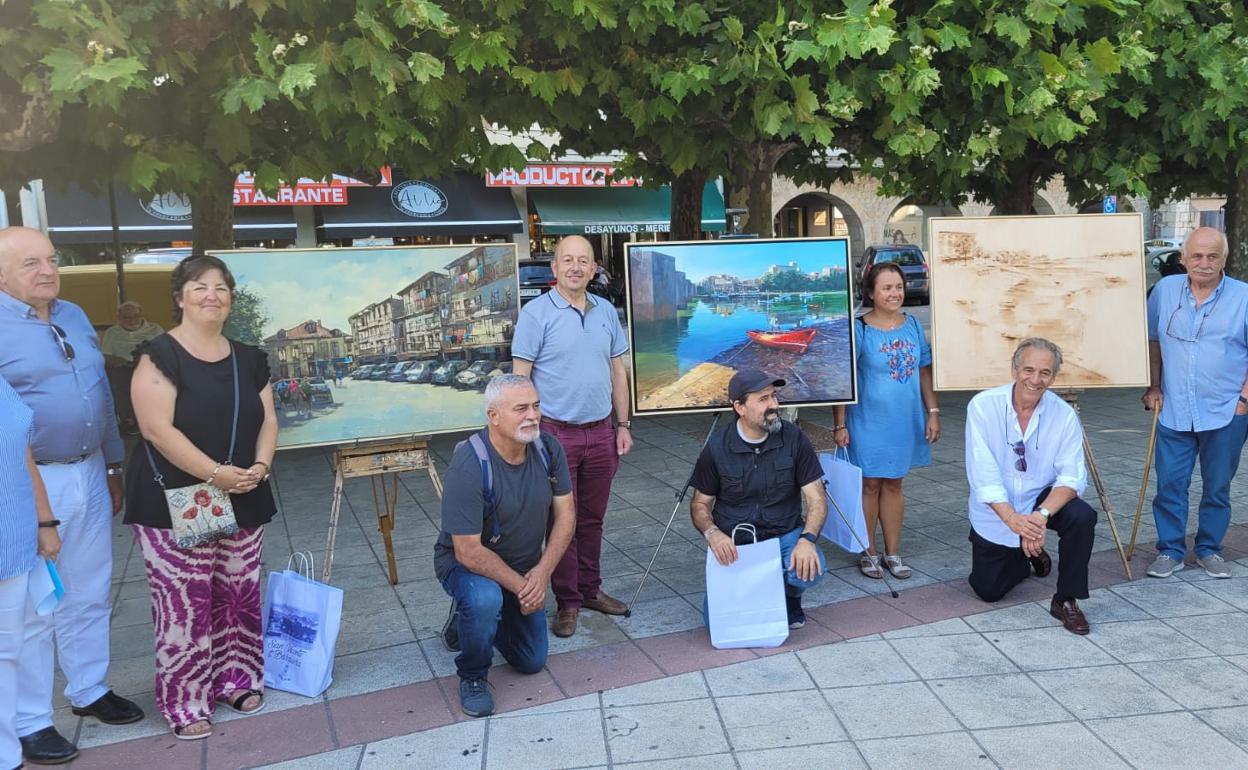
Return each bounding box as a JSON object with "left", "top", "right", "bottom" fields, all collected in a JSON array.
[{"left": 127, "top": 254, "right": 277, "bottom": 740}]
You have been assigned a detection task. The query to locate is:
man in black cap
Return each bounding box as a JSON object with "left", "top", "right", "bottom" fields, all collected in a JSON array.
[{"left": 688, "top": 369, "right": 828, "bottom": 628}]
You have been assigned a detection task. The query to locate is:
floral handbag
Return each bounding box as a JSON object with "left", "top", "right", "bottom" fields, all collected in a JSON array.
[{"left": 144, "top": 342, "right": 241, "bottom": 549}]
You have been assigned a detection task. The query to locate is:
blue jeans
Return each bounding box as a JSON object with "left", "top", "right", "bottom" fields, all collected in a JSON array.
[
  {"left": 440, "top": 563, "right": 548, "bottom": 682},
  {"left": 703, "top": 525, "right": 827, "bottom": 622},
  {"left": 1153, "top": 413, "right": 1248, "bottom": 559}
]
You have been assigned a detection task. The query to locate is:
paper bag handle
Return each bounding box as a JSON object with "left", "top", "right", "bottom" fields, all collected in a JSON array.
[
  {"left": 287, "top": 551, "right": 315, "bottom": 580},
  {"left": 729, "top": 523, "right": 758, "bottom": 544},
  {"left": 834, "top": 446, "right": 850, "bottom": 462}
]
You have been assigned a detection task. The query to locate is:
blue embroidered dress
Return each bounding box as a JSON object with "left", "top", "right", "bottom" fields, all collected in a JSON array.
[{"left": 845, "top": 314, "right": 932, "bottom": 478}]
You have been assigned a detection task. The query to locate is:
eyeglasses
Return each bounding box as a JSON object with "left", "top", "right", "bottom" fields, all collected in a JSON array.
[
  {"left": 1165, "top": 303, "right": 1207, "bottom": 343},
  {"left": 1010, "top": 440, "right": 1027, "bottom": 472},
  {"left": 50, "top": 324, "right": 75, "bottom": 362}
]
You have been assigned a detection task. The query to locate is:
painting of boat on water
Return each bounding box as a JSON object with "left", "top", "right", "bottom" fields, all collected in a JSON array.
[{"left": 625, "top": 237, "right": 856, "bottom": 414}]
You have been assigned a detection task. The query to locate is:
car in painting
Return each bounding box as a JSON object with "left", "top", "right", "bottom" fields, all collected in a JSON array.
[
  {"left": 403, "top": 361, "right": 436, "bottom": 383},
  {"left": 519, "top": 258, "right": 556, "bottom": 306},
  {"left": 477, "top": 360, "right": 513, "bottom": 391},
  {"left": 858, "top": 244, "right": 929, "bottom": 305},
  {"left": 386, "top": 361, "right": 420, "bottom": 382},
  {"left": 453, "top": 360, "right": 498, "bottom": 390},
  {"left": 351, "top": 365, "right": 375, "bottom": 380},
  {"left": 304, "top": 377, "right": 334, "bottom": 405},
  {"left": 430, "top": 360, "right": 468, "bottom": 385}
]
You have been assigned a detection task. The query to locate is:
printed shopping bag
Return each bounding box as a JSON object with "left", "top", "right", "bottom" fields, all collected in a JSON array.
[
  {"left": 263, "top": 553, "right": 343, "bottom": 697},
  {"left": 818, "top": 449, "right": 869, "bottom": 554},
  {"left": 705, "top": 524, "right": 789, "bottom": 649}
]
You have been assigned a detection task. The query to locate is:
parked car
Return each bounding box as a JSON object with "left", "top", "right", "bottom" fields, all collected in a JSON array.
[
  {"left": 304, "top": 377, "right": 334, "bottom": 405},
  {"left": 366, "top": 365, "right": 391, "bottom": 380},
  {"left": 1148, "top": 247, "right": 1185, "bottom": 296},
  {"left": 477, "top": 360, "right": 514, "bottom": 391},
  {"left": 386, "top": 361, "right": 420, "bottom": 382},
  {"left": 519, "top": 258, "right": 557, "bottom": 305},
  {"left": 858, "top": 245, "right": 929, "bottom": 305},
  {"left": 454, "top": 360, "right": 498, "bottom": 390},
  {"left": 403, "top": 361, "right": 435, "bottom": 383},
  {"left": 431, "top": 360, "right": 468, "bottom": 385},
  {"left": 351, "top": 365, "right": 375, "bottom": 380},
  {"left": 1145, "top": 237, "right": 1184, "bottom": 257}
]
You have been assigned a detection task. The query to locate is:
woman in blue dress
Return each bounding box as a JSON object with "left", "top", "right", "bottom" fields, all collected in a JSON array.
[{"left": 833, "top": 263, "right": 940, "bottom": 580}]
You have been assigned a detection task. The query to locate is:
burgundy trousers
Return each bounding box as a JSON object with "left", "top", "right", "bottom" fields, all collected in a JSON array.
[{"left": 542, "top": 419, "right": 620, "bottom": 611}]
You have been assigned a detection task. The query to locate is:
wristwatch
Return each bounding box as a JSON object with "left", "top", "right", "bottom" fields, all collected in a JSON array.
[
  {"left": 617, "top": 420, "right": 632, "bottom": 429},
  {"left": 1239, "top": 395, "right": 1247, "bottom": 407},
  {"left": 106, "top": 466, "right": 124, "bottom": 477},
  {"left": 799, "top": 532, "right": 819, "bottom": 544},
  {"left": 1037, "top": 507, "right": 1052, "bottom": 520}
]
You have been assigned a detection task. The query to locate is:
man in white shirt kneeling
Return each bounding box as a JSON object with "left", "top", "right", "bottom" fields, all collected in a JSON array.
[{"left": 964, "top": 338, "right": 1096, "bottom": 635}]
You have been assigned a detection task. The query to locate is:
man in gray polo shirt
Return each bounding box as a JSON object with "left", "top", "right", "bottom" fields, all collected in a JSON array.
[{"left": 512, "top": 235, "right": 633, "bottom": 638}]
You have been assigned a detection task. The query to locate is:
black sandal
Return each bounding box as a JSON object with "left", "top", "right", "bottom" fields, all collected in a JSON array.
[{"left": 218, "top": 689, "right": 265, "bottom": 715}]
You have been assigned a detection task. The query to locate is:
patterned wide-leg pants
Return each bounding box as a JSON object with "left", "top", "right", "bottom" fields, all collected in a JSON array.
[{"left": 133, "top": 524, "right": 265, "bottom": 729}]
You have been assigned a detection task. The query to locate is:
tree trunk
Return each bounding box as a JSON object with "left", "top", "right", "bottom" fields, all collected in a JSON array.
[
  {"left": 670, "top": 167, "right": 709, "bottom": 241},
  {"left": 997, "top": 164, "right": 1036, "bottom": 215},
  {"left": 1227, "top": 168, "right": 1248, "bottom": 281},
  {"left": 741, "top": 141, "right": 797, "bottom": 237},
  {"left": 190, "top": 175, "right": 235, "bottom": 253}
]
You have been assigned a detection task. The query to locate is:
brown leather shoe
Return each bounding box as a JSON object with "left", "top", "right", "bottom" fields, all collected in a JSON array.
[
  {"left": 1049, "top": 597, "right": 1089, "bottom": 635},
  {"left": 553, "top": 609, "right": 578, "bottom": 638},
  {"left": 582, "top": 591, "right": 628, "bottom": 616},
  {"left": 1029, "top": 548, "right": 1052, "bottom": 578}
]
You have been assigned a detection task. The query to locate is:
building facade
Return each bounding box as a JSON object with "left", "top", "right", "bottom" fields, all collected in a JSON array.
[
  {"left": 348, "top": 297, "right": 405, "bottom": 360},
  {"left": 265, "top": 320, "right": 354, "bottom": 379}
]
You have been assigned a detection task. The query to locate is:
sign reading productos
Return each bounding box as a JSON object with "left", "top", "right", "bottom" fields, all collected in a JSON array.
[{"left": 485, "top": 164, "right": 643, "bottom": 188}]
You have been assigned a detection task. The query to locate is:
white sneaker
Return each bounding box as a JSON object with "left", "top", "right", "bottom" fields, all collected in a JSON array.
[
  {"left": 1146, "top": 554, "right": 1184, "bottom": 578},
  {"left": 1196, "top": 554, "right": 1232, "bottom": 579}
]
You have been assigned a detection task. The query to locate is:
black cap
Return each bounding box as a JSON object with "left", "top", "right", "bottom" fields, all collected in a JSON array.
[{"left": 728, "top": 369, "right": 785, "bottom": 403}]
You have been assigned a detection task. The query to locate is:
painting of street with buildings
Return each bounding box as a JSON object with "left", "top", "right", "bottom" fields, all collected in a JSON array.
[
  {"left": 625, "top": 238, "right": 856, "bottom": 414},
  {"left": 213, "top": 245, "right": 518, "bottom": 449}
]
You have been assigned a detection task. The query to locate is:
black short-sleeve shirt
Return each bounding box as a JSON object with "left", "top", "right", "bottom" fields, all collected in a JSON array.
[
  {"left": 690, "top": 420, "right": 824, "bottom": 540},
  {"left": 124, "top": 334, "right": 277, "bottom": 529},
  {"left": 433, "top": 431, "right": 572, "bottom": 582}
]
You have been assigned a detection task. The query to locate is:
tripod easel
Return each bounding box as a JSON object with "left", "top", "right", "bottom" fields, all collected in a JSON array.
[
  {"left": 1055, "top": 389, "right": 1133, "bottom": 579},
  {"left": 323, "top": 438, "right": 443, "bottom": 585}
]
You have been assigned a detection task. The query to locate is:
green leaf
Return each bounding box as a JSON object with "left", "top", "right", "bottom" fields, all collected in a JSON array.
[
  {"left": 783, "top": 40, "right": 822, "bottom": 68},
  {"left": 221, "top": 77, "right": 279, "bottom": 114},
  {"left": 933, "top": 22, "right": 971, "bottom": 51},
  {"left": 723, "top": 16, "right": 744, "bottom": 43},
  {"left": 123, "top": 151, "right": 169, "bottom": 191},
  {"left": 406, "top": 52, "right": 445, "bottom": 83},
  {"left": 278, "top": 63, "right": 317, "bottom": 97},
  {"left": 1037, "top": 51, "right": 1065, "bottom": 78},
  {"left": 859, "top": 24, "right": 896, "bottom": 55},
  {"left": 40, "top": 48, "right": 86, "bottom": 92},
  {"left": 993, "top": 15, "right": 1031, "bottom": 47},
  {"left": 1084, "top": 38, "right": 1121, "bottom": 75},
  {"left": 791, "top": 75, "right": 819, "bottom": 122}
]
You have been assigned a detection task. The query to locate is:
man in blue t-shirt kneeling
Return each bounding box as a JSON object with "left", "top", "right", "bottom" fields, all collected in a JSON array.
[{"left": 433, "top": 374, "right": 575, "bottom": 717}]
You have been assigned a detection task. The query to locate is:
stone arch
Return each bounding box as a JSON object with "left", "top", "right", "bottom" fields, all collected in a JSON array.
[
  {"left": 886, "top": 198, "right": 963, "bottom": 252},
  {"left": 773, "top": 191, "right": 867, "bottom": 259},
  {"left": 771, "top": 176, "right": 901, "bottom": 268},
  {"left": 988, "top": 193, "right": 1056, "bottom": 216}
]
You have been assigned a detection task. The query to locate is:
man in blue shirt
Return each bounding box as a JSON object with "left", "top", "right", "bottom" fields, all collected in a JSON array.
[
  {"left": 511, "top": 235, "right": 633, "bottom": 638},
  {"left": 0, "top": 227, "right": 142, "bottom": 765},
  {"left": 1142, "top": 227, "right": 1248, "bottom": 580}
]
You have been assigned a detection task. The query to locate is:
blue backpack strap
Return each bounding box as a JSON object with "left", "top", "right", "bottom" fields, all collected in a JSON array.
[{"left": 463, "top": 429, "right": 501, "bottom": 544}]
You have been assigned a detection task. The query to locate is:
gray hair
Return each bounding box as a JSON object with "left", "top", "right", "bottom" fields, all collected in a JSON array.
[
  {"left": 118, "top": 301, "right": 142, "bottom": 313},
  {"left": 484, "top": 372, "right": 535, "bottom": 410},
  {"left": 1182, "top": 228, "right": 1229, "bottom": 258},
  {"left": 1011, "top": 337, "right": 1063, "bottom": 375}
]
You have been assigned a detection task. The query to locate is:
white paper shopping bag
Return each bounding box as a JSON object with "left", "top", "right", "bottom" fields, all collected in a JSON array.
[
  {"left": 27, "top": 560, "right": 64, "bottom": 616},
  {"left": 262, "top": 553, "right": 343, "bottom": 697},
  {"left": 818, "top": 449, "right": 869, "bottom": 554},
  {"left": 705, "top": 524, "right": 789, "bottom": 649}
]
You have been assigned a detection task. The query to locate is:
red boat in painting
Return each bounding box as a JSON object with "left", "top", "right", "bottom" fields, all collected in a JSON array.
[{"left": 746, "top": 328, "right": 817, "bottom": 354}]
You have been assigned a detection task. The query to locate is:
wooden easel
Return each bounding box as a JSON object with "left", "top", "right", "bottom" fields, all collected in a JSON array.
[
  {"left": 1056, "top": 389, "right": 1133, "bottom": 579},
  {"left": 323, "top": 439, "right": 444, "bottom": 585}
]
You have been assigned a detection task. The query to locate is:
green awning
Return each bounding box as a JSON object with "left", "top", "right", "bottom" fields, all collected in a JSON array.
[{"left": 531, "top": 183, "right": 726, "bottom": 234}]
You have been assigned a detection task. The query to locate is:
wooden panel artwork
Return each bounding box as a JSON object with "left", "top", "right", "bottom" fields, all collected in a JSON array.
[{"left": 927, "top": 213, "right": 1148, "bottom": 390}]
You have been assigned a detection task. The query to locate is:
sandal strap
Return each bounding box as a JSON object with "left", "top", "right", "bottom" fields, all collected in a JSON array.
[{"left": 227, "top": 689, "right": 262, "bottom": 711}]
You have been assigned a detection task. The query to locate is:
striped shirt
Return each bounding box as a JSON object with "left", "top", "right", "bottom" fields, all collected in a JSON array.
[{"left": 0, "top": 376, "right": 39, "bottom": 581}]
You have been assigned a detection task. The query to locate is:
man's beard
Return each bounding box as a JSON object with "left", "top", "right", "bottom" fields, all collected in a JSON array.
[
  {"left": 757, "top": 409, "right": 781, "bottom": 435},
  {"left": 514, "top": 423, "right": 541, "bottom": 443}
]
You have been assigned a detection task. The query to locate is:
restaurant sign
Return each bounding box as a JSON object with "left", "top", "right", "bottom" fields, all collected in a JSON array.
[{"left": 485, "top": 163, "right": 642, "bottom": 188}]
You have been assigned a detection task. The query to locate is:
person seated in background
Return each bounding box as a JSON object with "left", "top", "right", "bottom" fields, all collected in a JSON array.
[
  {"left": 101, "top": 301, "right": 164, "bottom": 435},
  {"left": 434, "top": 374, "right": 574, "bottom": 718},
  {"left": 689, "top": 369, "right": 827, "bottom": 630},
  {"left": 964, "top": 338, "right": 1097, "bottom": 635}
]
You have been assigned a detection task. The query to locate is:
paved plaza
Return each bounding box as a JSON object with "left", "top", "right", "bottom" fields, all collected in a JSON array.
[{"left": 59, "top": 387, "right": 1248, "bottom": 768}]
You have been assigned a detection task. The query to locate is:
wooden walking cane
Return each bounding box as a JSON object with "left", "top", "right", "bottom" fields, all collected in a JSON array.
[{"left": 1127, "top": 398, "right": 1162, "bottom": 560}]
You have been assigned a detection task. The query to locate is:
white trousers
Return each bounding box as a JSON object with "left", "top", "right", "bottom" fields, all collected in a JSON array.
[
  {"left": 16, "top": 451, "right": 113, "bottom": 736},
  {"left": 0, "top": 570, "right": 31, "bottom": 767}
]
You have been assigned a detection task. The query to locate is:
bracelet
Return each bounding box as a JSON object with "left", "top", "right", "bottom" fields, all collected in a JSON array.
[
  {"left": 38, "top": 519, "right": 60, "bottom": 528},
  {"left": 834, "top": 425, "right": 847, "bottom": 431},
  {"left": 617, "top": 420, "right": 632, "bottom": 429},
  {"left": 253, "top": 460, "right": 271, "bottom": 474},
  {"left": 702, "top": 527, "right": 720, "bottom": 542},
  {"left": 928, "top": 407, "right": 941, "bottom": 414},
  {"left": 205, "top": 464, "right": 221, "bottom": 486}
]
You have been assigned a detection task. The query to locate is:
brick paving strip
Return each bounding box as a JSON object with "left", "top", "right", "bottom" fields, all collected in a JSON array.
[{"left": 59, "top": 390, "right": 1248, "bottom": 768}]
